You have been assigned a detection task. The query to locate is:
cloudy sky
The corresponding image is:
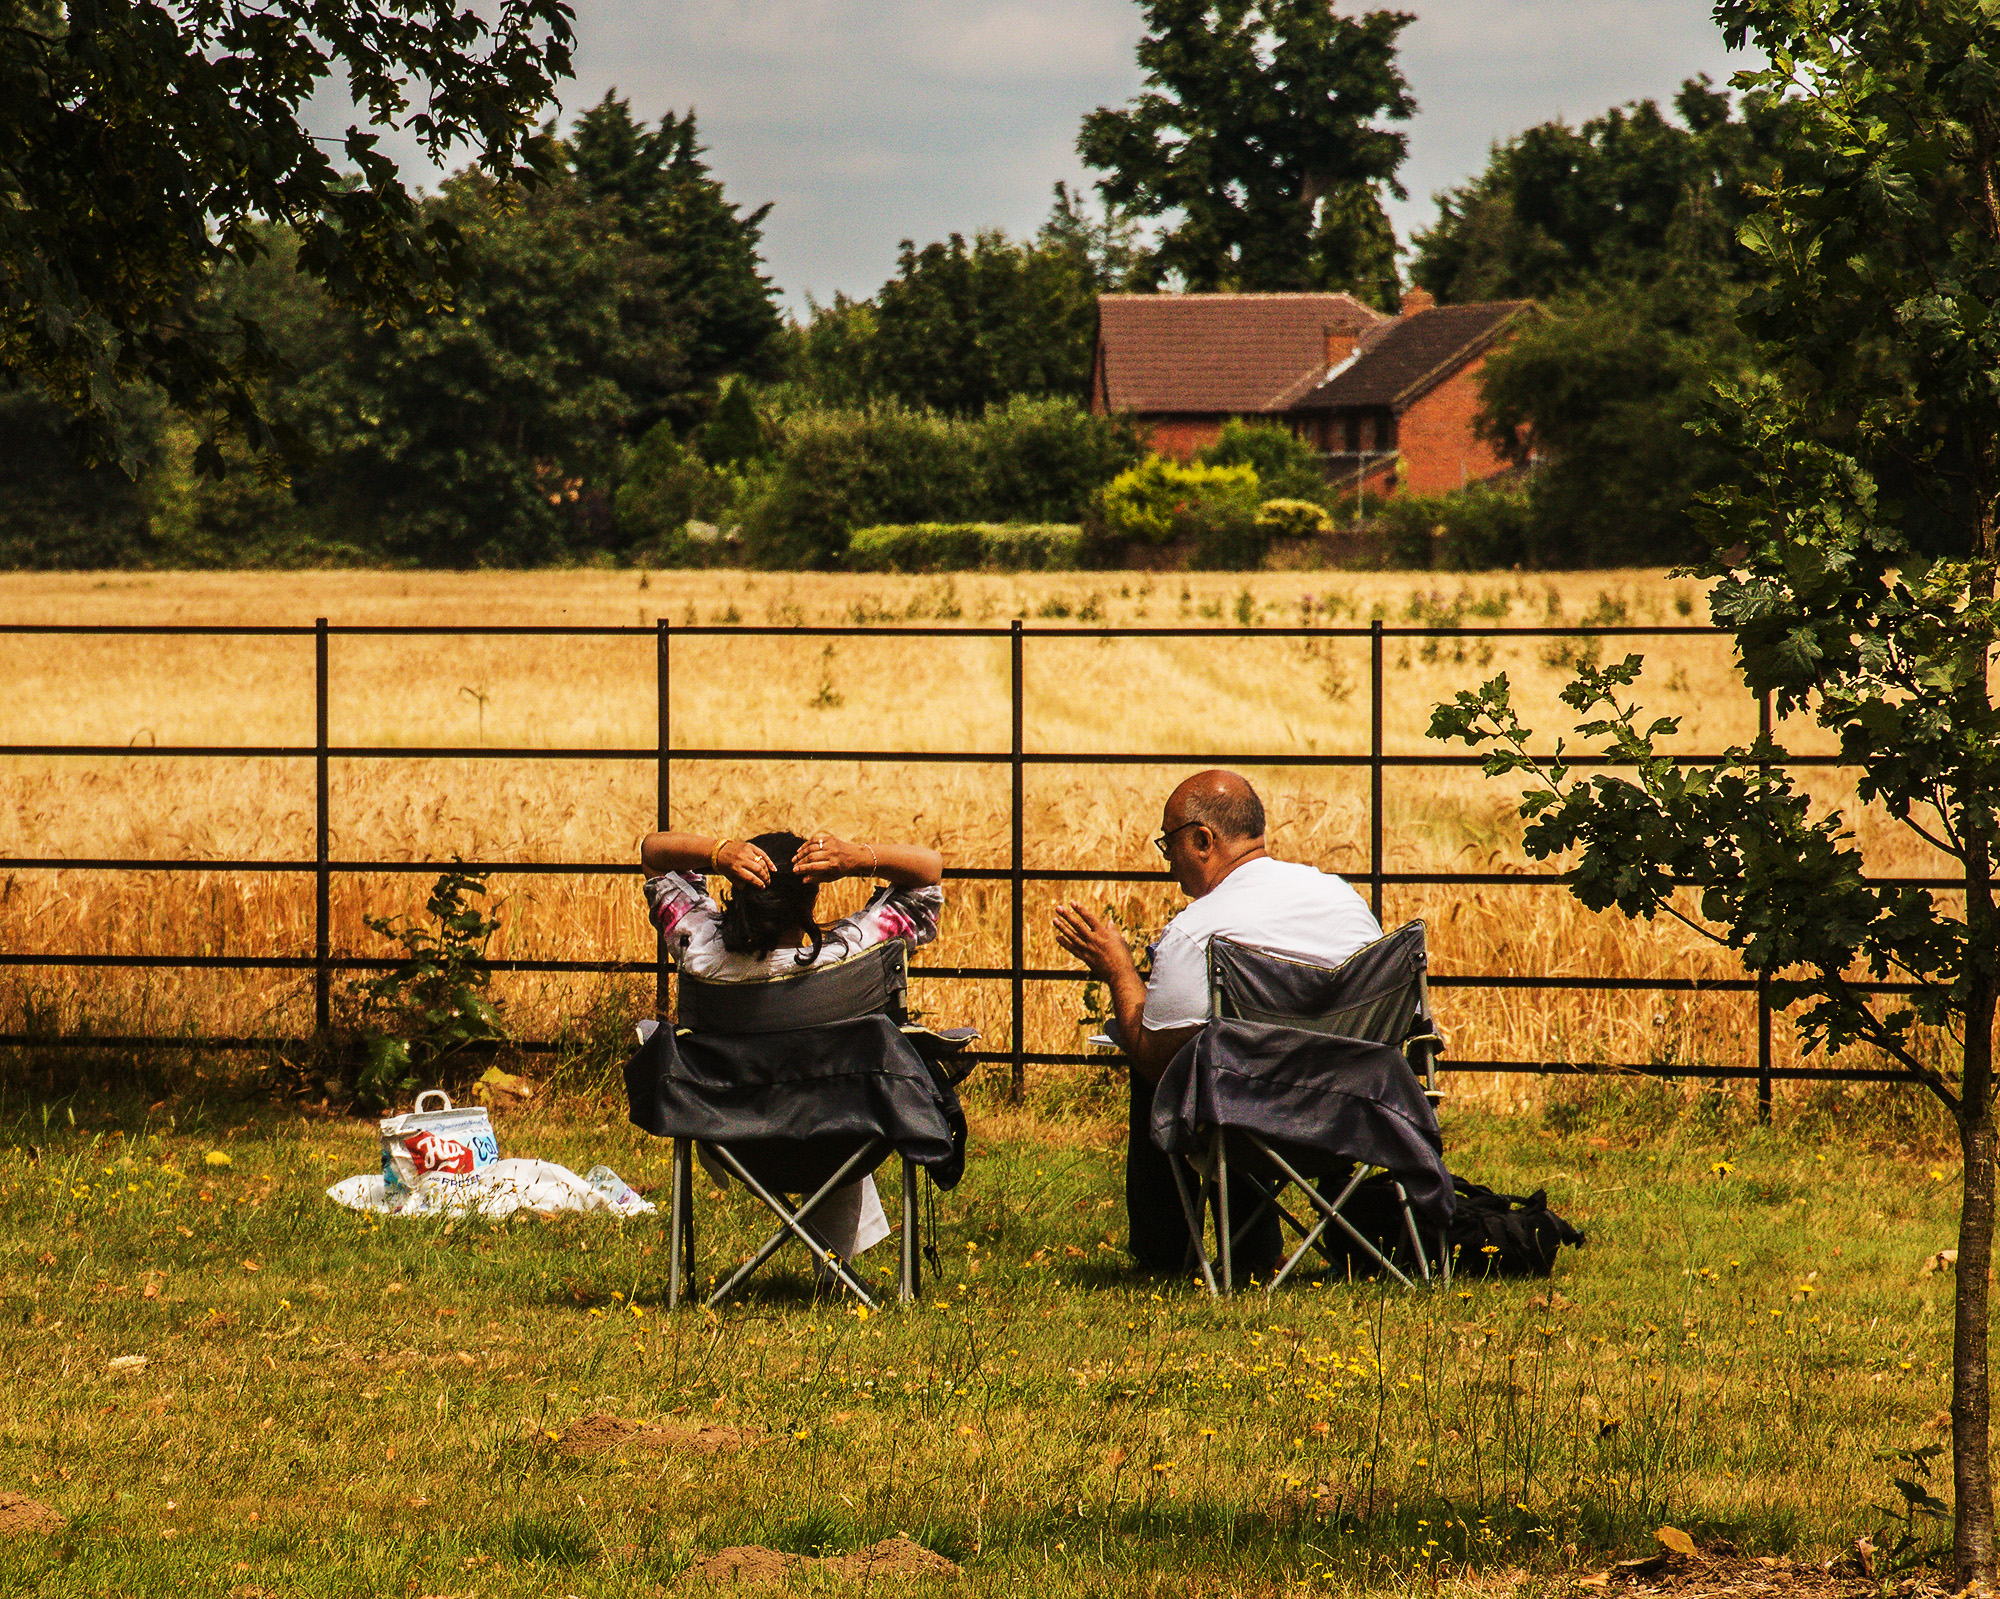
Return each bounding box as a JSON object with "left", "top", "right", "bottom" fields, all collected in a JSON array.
[{"left": 367, "top": 0, "right": 1748, "bottom": 313}]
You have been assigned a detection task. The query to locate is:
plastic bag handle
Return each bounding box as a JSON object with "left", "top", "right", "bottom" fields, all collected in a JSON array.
[{"left": 413, "top": 1090, "right": 454, "bottom": 1114}]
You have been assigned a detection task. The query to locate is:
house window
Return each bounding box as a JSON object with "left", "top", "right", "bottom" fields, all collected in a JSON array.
[
  {"left": 1375, "top": 412, "right": 1398, "bottom": 452},
  {"left": 1343, "top": 414, "right": 1362, "bottom": 453}
]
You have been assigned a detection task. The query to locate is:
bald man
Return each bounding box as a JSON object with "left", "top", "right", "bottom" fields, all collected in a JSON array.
[{"left": 1053, "top": 770, "right": 1381, "bottom": 1274}]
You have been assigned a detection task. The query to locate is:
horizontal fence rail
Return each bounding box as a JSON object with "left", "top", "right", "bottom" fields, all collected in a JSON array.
[{"left": 0, "top": 615, "right": 1973, "bottom": 1114}]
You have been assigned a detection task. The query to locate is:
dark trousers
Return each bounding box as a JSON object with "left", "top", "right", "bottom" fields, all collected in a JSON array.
[{"left": 1127, "top": 1070, "right": 1281, "bottom": 1275}]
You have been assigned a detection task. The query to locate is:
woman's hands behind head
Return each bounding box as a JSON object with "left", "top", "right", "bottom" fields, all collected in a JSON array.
[
  {"left": 792, "top": 834, "right": 942, "bottom": 889},
  {"left": 793, "top": 832, "right": 866, "bottom": 885},
  {"left": 714, "top": 838, "right": 775, "bottom": 887}
]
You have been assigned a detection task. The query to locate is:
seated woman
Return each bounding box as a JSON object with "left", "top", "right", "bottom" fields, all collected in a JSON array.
[
  {"left": 638, "top": 829, "right": 943, "bottom": 980},
  {"left": 636, "top": 827, "right": 945, "bottom": 1273}
]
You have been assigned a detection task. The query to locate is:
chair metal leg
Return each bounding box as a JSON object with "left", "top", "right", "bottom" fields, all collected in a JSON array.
[
  {"left": 1246, "top": 1137, "right": 1415, "bottom": 1289},
  {"left": 1395, "top": 1181, "right": 1432, "bottom": 1282},
  {"left": 668, "top": 1139, "right": 692, "bottom": 1310},
  {"left": 704, "top": 1141, "right": 885, "bottom": 1309},
  {"left": 900, "top": 1157, "right": 920, "bottom": 1304},
  {"left": 1265, "top": 1164, "right": 1369, "bottom": 1292},
  {"left": 1167, "top": 1153, "right": 1219, "bottom": 1296},
  {"left": 1215, "top": 1130, "right": 1234, "bottom": 1295}
]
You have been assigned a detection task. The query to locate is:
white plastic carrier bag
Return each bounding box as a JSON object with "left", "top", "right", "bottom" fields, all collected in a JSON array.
[
  {"left": 328, "top": 1158, "right": 655, "bottom": 1219},
  {"left": 379, "top": 1090, "right": 499, "bottom": 1196}
]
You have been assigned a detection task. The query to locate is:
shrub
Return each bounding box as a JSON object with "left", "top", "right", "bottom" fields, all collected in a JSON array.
[
  {"left": 1195, "top": 419, "right": 1331, "bottom": 504},
  {"left": 975, "top": 397, "right": 1146, "bottom": 522},
  {"left": 1372, "top": 480, "right": 1532, "bottom": 569},
  {"left": 1096, "top": 457, "right": 1259, "bottom": 544},
  {"left": 1170, "top": 494, "right": 1267, "bottom": 568},
  {"left": 614, "top": 423, "right": 750, "bottom": 562},
  {"left": 348, "top": 869, "right": 506, "bottom": 1111},
  {"left": 846, "top": 522, "right": 1083, "bottom": 572},
  {"left": 1255, "top": 497, "right": 1334, "bottom": 540},
  {"left": 740, "top": 404, "right": 983, "bottom": 568}
]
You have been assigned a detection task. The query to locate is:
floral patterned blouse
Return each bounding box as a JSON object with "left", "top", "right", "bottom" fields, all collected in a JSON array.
[{"left": 641, "top": 871, "right": 943, "bottom": 982}]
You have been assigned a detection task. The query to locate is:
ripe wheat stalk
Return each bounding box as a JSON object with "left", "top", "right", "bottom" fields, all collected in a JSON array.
[{"left": 0, "top": 568, "right": 1955, "bottom": 1111}]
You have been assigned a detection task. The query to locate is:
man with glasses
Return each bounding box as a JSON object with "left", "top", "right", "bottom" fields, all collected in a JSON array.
[{"left": 1053, "top": 769, "right": 1380, "bottom": 1276}]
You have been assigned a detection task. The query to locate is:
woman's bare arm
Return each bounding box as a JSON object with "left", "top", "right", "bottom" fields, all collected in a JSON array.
[
  {"left": 638, "top": 831, "right": 774, "bottom": 887},
  {"left": 793, "top": 833, "right": 942, "bottom": 888}
]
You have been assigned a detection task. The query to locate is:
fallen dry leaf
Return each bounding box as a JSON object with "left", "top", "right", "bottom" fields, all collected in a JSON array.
[{"left": 1656, "top": 1525, "right": 1698, "bottom": 1558}]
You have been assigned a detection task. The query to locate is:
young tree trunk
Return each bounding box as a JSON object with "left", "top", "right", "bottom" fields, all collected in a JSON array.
[
  {"left": 1956, "top": 480, "right": 1998, "bottom": 1591},
  {"left": 1955, "top": 1093, "right": 1997, "bottom": 1590},
  {"left": 1955, "top": 823, "right": 1998, "bottom": 1590}
]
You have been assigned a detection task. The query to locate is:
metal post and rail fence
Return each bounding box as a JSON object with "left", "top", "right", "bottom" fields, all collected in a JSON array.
[{"left": 0, "top": 616, "right": 1961, "bottom": 1118}]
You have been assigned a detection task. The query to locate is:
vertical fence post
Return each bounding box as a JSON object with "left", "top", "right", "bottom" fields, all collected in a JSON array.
[
  {"left": 314, "top": 617, "right": 330, "bottom": 1035},
  {"left": 657, "top": 618, "right": 671, "bottom": 1019},
  {"left": 1757, "top": 688, "right": 1773, "bottom": 1124},
  {"left": 1369, "top": 618, "right": 1384, "bottom": 927},
  {"left": 1010, "top": 619, "right": 1025, "bottom": 1104}
]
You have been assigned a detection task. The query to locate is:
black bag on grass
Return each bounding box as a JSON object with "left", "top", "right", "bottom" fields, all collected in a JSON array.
[{"left": 1445, "top": 1178, "right": 1585, "bottom": 1277}]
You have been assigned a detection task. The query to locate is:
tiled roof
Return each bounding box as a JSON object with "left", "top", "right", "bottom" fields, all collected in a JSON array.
[
  {"left": 1096, "top": 293, "right": 1389, "bottom": 415},
  {"left": 1292, "top": 302, "right": 1533, "bottom": 412}
]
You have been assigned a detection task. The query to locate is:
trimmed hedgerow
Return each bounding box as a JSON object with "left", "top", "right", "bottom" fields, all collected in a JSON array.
[{"left": 845, "top": 522, "right": 1084, "bottom": 573}]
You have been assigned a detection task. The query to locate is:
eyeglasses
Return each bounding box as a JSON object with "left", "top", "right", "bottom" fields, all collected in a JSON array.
[{"left": 1153, "top": 820, "right": 1203, "bottom": 859}]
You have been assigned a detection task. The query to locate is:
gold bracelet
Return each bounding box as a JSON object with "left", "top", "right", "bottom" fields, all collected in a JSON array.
[
  {"left": 710, "top": 838, "right": 732, "bottom": 872},
  {"left": 867, "top": 843, "right": 879, "bottom": 876}
]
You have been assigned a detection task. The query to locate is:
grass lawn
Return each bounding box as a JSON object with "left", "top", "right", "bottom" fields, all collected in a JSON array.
[{"left": 0, "top": 1075, "right": 1966, "bottom": 1596}]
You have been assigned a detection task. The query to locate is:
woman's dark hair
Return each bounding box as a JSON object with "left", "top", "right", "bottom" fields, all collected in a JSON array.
[{"left": 717, "top": 831, "right": 825, "bottom": 964}]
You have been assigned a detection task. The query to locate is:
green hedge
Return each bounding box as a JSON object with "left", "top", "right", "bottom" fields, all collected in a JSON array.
[{"left": 846, "top": 522, "right": 1084, "bottom": 572}]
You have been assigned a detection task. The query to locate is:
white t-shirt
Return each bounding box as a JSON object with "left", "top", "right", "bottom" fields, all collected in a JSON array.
[{"left": 1141, "top": 857, "right": 1382, "bottom": 1032}]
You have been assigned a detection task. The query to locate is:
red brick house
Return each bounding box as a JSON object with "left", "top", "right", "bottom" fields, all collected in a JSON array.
[{"left": 1090, "top": 288, "right": 1535, "bottom": 497}]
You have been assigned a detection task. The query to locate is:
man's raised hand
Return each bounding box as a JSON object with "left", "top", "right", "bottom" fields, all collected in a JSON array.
[{"left": 1052, "top": 901, "right": 1137, "bottom": 981}]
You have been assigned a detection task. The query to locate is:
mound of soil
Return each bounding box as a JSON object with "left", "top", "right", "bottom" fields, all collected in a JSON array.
[
  {"left": 828, "top": 1536, "right": 962, "bottom": 1580},
  {"left": 685, "top": 1535, "right": 959, "bottom": 1588},
  {"left": 690, "top": 1545, "right": 804, "bottom": 1585},
  {"left": 556, "top": 1413, "right": 755, "bottom": 1459},
  {"left": 0, "top": 1494, "right": 64, "bottom": 1536}
]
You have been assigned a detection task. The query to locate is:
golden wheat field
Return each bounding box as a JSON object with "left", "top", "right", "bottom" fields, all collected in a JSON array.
[{"left": 0, "top": 567, "right": 1957, "bottom": 1109}]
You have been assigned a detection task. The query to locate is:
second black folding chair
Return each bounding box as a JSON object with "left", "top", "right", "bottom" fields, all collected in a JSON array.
[{"left": 1149, "top": 920, "right": 1453, "bottom": 1294}]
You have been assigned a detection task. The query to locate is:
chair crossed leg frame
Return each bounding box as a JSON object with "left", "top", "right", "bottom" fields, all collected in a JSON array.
[
  {"left": 1168, "top": 1129, "right": 1433, "bottom": 1295},
  {"left": 664, "top": 1138, "right": 925, "bottom": 1311}
]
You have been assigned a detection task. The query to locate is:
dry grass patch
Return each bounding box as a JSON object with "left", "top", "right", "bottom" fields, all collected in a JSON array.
[{"left": 554, "top": 1412, "right": 758, "bottom": 1458}]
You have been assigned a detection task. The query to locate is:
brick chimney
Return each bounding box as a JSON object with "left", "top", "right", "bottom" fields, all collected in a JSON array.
[
  {"left": 1400, "top": 286, "right": 1435, "bottom": 316},
  {"left": 1324, "top": 324, "right": 1357, "bottom": 367}
]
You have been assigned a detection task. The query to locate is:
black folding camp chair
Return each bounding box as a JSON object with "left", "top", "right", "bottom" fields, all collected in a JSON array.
[
  {"left": 1150, "top": 920, "right": 1452, "bottom": 1295},
  {"left": 622, "top": 941, "right": 977, "bottom": 1311}
]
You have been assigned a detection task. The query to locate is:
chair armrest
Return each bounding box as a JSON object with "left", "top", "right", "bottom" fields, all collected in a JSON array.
[
  {"left": 902, "top": 1025, "right": 980, "bottom": 1048},
  {"left": 903, "top": 1026, "right": 981, "bottom": 1088}
]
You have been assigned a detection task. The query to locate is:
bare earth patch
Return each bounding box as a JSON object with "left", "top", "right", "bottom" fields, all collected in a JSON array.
[
  {"left": 556, "top": 1413, "right": 757, "bottom": 1459},
  {"left": 1580, "top": 1542, "right": 1947, "bottom": 1599},
  {"left": 0, "top": 1493, "right": 64, "bottom": 1535},
  {"left": 686, "top": 1535, "right": 961, "bottom": 1588}
]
